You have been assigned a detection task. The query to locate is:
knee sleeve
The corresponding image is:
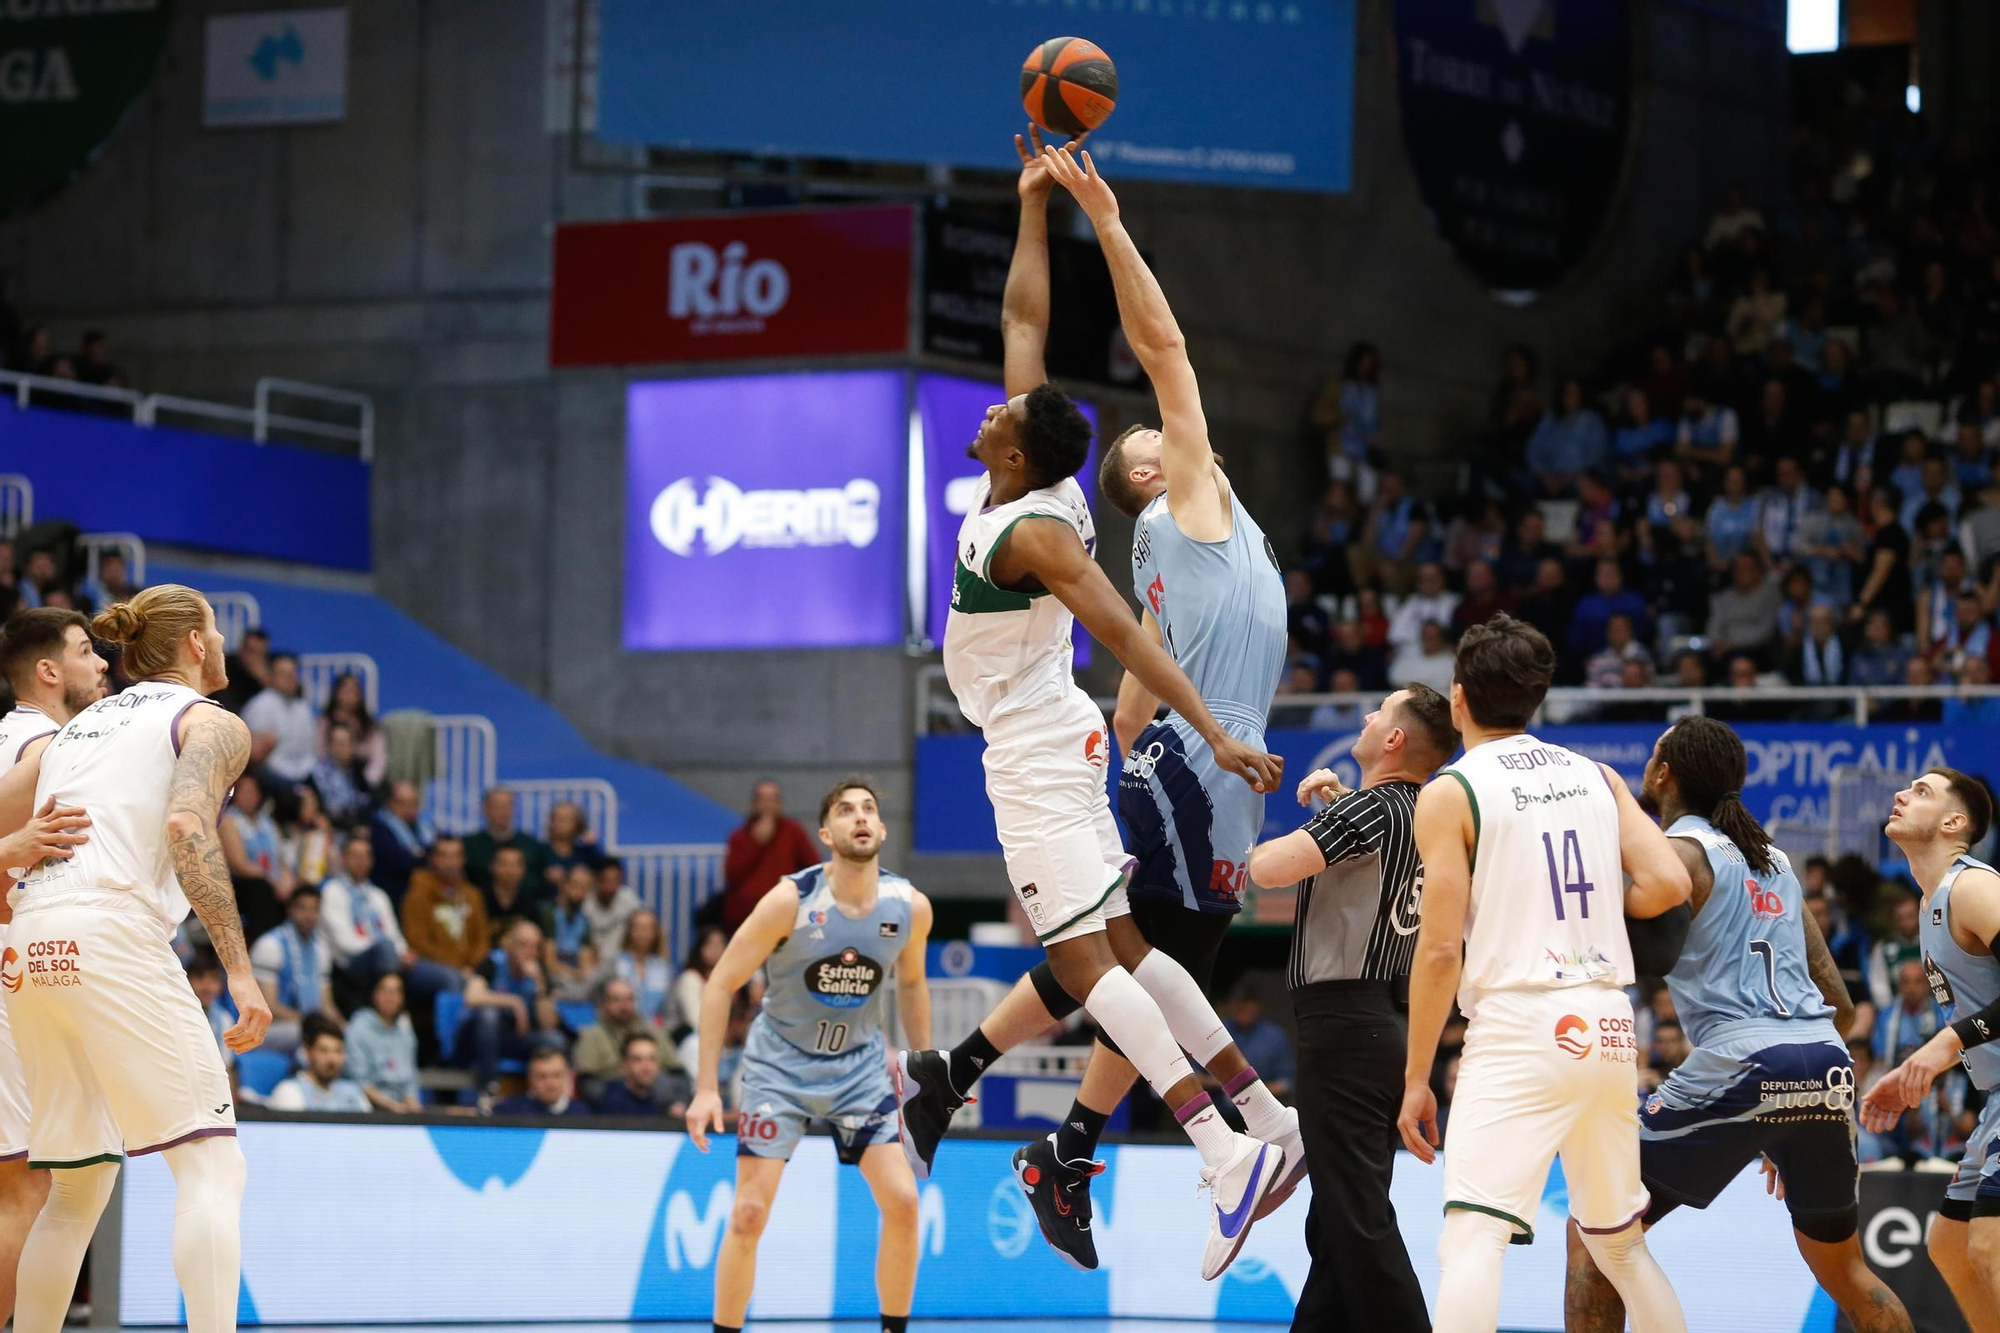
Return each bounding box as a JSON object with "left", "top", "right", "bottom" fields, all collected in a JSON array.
[
  {"left": 1030, "top": 961, "right": 1082, "bottom": 1021},
  {"left": 1434, "top": 1210, "right": 1512, "bottom": 1333},
  {"left": 1792, "top": 1207, "right": 1859, "bottom": 1244},
  {"left": 41, "top": 1161, "right": 118, "bottom": 1227},
  {"left": 1578, "top": 1218, "right": 1686, "bottom": 1333},
  {"left": 164, "top": 1135, "right": 248, "bottom": 1211}
]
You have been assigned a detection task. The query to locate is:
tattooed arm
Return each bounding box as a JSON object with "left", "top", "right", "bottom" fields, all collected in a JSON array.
[{"left": 168, "top": 706, "right": 271, "bottom": 1052}]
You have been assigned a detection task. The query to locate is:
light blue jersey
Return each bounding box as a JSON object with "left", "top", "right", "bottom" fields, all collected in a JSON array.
[
  {"left": 1921, "top": 854, "right": 2000, "bottom": 1092},
  {"left": 1123, "top": 484, "right": 1286, "bottom": 910},
  {"left": 1663, "top": 816, "right": 1837, "bottom": 1051}
]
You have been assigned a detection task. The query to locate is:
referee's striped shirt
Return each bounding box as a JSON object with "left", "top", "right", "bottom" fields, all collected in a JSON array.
[{"left": 1288, "top": 780, "right": 1425, "bottom": 988}]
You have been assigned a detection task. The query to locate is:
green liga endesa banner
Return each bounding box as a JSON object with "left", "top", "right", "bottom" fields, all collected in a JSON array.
[{"left": 0, "top": 0, "right": 172, "bottom": 218}]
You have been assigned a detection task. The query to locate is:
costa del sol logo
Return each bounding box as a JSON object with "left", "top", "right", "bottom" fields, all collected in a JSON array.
[
  {"left": 0, "top": 948, "right": 16, "bottom": 993},
  {"left": 1554, "top": 1014, "right": 1591, "bottom": 1059}
]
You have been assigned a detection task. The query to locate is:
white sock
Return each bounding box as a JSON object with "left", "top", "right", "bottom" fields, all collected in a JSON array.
[
  {"left": 1174, "top": 1093, "right": 1239, "bottom": 1168},
  {"left": 1578, "top": 1218, "right": 1686, "bottom": 1333},
  {"left": 164, "top": 1137, "right": 248, "bottom": 1333},
  {"left": 1230, "top": 1077, "right": 1291, "bottom": 1143},
  {"left": 1434, "top": 1209, "right": 1512, "bottom": 1333},
  {"left": 15, "top": 1161, "right": 118, "bottom": 1333},
  {"left": 1131, "top": 949, "right": 1232, "bottom": 1063},
  {"left": 1081, "top": 967, "right": 1194, "bottom": 1100}
]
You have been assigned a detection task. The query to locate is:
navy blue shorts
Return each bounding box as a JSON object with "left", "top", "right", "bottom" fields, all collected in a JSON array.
[
  {"left": 1117, "top": 719, "right": 1259, "bottom": 914},
  {"left": 1639, "top": 1035, "right": 1857, "bottom": 1232}
]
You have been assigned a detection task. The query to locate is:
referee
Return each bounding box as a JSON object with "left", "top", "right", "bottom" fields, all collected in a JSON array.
[{"left": 1247, "top": 684, "right": 1458, "bottom": 1333}]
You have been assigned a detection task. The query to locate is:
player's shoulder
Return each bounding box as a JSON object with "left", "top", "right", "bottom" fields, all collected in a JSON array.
[{"left": 1956, "top": 861, "right": 2000, "bottom": 897}]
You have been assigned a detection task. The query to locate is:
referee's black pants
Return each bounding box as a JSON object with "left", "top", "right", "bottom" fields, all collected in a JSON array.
[{"left": 1290, "top": 981, "right": 1431, "bottom": 1332}]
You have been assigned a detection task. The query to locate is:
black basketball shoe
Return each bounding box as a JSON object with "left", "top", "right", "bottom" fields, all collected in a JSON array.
[
  {"left": 893, "top": 1048, "right": 971, "bottom": 1181},
  {"left": 1012, "top": 1133, "right": 1106, "bottom": 1271}
]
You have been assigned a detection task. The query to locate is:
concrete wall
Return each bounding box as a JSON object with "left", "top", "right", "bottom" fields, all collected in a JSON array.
[{"left": 0, "top": 0, "right": 1792, "bottom": 885}]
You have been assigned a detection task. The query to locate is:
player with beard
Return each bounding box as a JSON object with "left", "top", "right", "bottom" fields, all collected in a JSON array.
[{"left": 685, "top": 779, "right": 934, "bottom": 1333}]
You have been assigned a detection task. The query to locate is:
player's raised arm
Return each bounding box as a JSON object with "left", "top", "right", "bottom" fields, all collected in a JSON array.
[
  {"left": 686, "top": 879, "right": 797, "bottom": 1151},
  {"left": 1007, "top": 517, "right": 1281, "bottom": 793},
  {"left": 1400, "top": 776, "right": 1472, "bottom": 1163},
  {"left": 1003, "top": 126, "right": 1076, "bottom": 398},
  {"left": 895, "top": 891, "right": 935, "bottom": 1051},
  {"left": 167, "top": 706, "right": 271, "bottom": 1051},
  {"left": 1599, "top": 764, "right": 1693, "bottom": 917},
  {"left": 1111, "top": 608, "right": 1165, "bottom": 758},
  {"left": 1041, "top": 144, "right": 1225, "bottom": 535}
]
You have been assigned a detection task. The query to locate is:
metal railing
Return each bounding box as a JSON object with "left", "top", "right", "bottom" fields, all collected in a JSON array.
[
  {"left": 0, "top": 475, "right": 30, "bottom": 538},
  {"left": 298, "top": 652, "right": 379, "bottom": 714},
  {"left": 207, "top": 592, "right": 262, "bottom": 650},
  {"left": 0, "top": 368, "right": 374, "bottom": 460},
  {"left": 428, "top": 714, "right": 499, "bottom": 836},
  {"left": 507, "top": 777, "right": 620, "bottom": 849},
  {"left": 621, "top": 843, "right": 726, "bottom": 968},
  {"left": 79, "top": 531, "right": 146, "bottom": 587},
  {"left": 913, "top": 665, "right": 2000, "bottom": 734}
]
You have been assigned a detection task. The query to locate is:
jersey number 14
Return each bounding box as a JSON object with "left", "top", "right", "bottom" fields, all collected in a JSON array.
[{"left": 1541, "top": 829, "right": 1596, "bottom": 920}]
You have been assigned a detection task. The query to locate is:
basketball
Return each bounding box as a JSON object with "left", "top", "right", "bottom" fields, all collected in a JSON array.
[{"left": 1020, "top": 36, "right": 1118, "bottom": 138}]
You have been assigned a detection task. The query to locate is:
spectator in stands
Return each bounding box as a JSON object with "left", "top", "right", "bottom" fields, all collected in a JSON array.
[
  {"left": 572, "top": 976, "right": 656, "bottom": 1098},
  {"left": 1952, "top": 421, "right": 1993, "bottom": 493},
  {"left": 1706, "top": 553, "right": 1782, "bottom": 665},
  {"left": 719, "top": 780, "right": 819, "bottom": 931},
  {"left": 283, "top": 783, "right": 337, "bottom": 890},
  {"left": 1675, "top": 391, "right": 1739, "bottom": 478},
  {"left": 222, "top": 771, "right": 290, "bottom": 939},
  {"left": 1850, "top": 609, "right": 1912, "bottom": 687},
  {"left": 318, "top": 830, "right": 417, "bottom": 989},
  {"left": 216, "top": 626, "right": 272, "bottom": 715},
  {"left": 1878, "top": 656, "right": 1945, "bottom": 723},
  {"left": 1222, "top": 987, "right": 1294, "bottom": 1101},
  {"left": 1285, "top": 569, "right": 1329, "bottom": 661},
  {"left": 1568, "top": 559, "right": 1649, "bottom": 661},
  {"left": 1449, "top": 560, "right": 1511, "bottom": 638},
  {"left": 584, "top": 858, "right": 641, "bottom": 959},
  {"left": 1919, "top": 546, "right": 1979, "bottom": 652},
  {"left": 542, "top": 800, "right": 601, "bottom": 888},
  {"left": 1931, "top": 592, "right": 1997, "bottom": 681},
  {"left": 491, "top": 1046, "right": 590, "bottom": 1118},
  {"left": 267, "top": 1016, "right": 370, "bottom": 1114},
  {"left": 1496, "top": 507, "right": 1558, "bottom": 592},
  {"left": 1709, "top": 654, "right": 1789, "bottom": 723},
  {"left": 592, "top": 1033, "right": 690, "bottom": 1119},
  {"left": 1705, "top": 184, "right": 1765, "bottom": 251},
  {"left": 1874, "top": 958, "right": 1943, "bottom": 1074},
  {"left": 1797, "top": 482, "right": 1864, "bottom": 605},
  {"left": 1387, "top": 561, "right": 1457, "bottom": 651},
  {"left": 188, "top": 950, "right": 234, "bottom": 1069},
  {"left": 74, "top": 329, "right": 120, "bottom": 388},
  {"left": 1361, "top": 470, "right": 1435, "bottom": 588},
  {"left": 460, "top": 919, "right": 569, "bottom": 1099},
  {"left": 1525, "top": 377, "right": 1609, "bottom": 496},
  {"left": 249, "top": 885, "right": 336, "bottom": 1055},
  {"left": 245, "top": 653, "right": 319, "bottom": 785},
  {"left": 320, "top": 671, "right": 387, "bottom": 789},
  {"left": 1515, "top": 558, "right": 1574, "bottom": 646},
  {"left": 1638, "top": 510, "right": 1713, "bottom": 646},
  {"left": 1756, "top": 455, "right": 1819, "bottom": 565},
  {"left": 483, "top": 844, "right": 548, "bottom": 944},
  {"left": 1586, "top": 614, "right": 1650, "bottom": 690},
  {"left": 1308, "top": 341, "right": 1382, "bottom": 490},
  {"left": 1727, "top": 269, "right": 1787, "bottom": 356},
  {"left": 1300, "top": 481, "right": 1361, "bottom": 596},
  {"left": 80, "top": 550, "right": 138, "bottom": 612},
  {"left": 1786, "top": 603, "right": 1849, "bottom": 690},
  {"left": 1704, "top": 464, "right": 1759, "bottom": 567},
  {"left": 1321, "top": 617, "right": 1388, "bottom": 692},
  {"left": 1868, "top": 289, "right": 1934, "bottom": 397},
  {"left": 1647, "top": 1020, "right": 1691, "bottom": 1087},
  {"left": 1866, "top": 894, "right": 1925, "bottom": 1014},
  {"left": 343, "top": 972, "right": 422, "bottom": 1114},
  {"left": 1945, "top": 657, "right": 2000, "bottom": 728},
  {"left": 401, "top": 836, "right": 492, "bottom": 983},
  {"left": 1641, "top": 459, "right": 1691, "bottom": 536},
  {"left": 14, "top": 548, "right": 60, "bottom": 611},
  {"left": 1389, "top": 621, "right": 1456, "bottom": 697},
  {"left": 1612, "top": 387, "right": 1673, "bottom": 488},
  {"left": 1307, "top": 669, "right": 1364, "bottom": 730},
  {"left": 370, "top": 779, "right": 433, "bottom": 904},
  {"left": 1903, "top": 458, "right": 1962, "bottom": 537},
  {"left": 1774, "top": 568, "right": 1819, "bottom": 656},
  {"left": 546, "top": 863, "right": 599, "bottom": 1001},
  {"left": 1441, "top": 498, "right": 1507, "bottom": 574},
  {"left": 463, "top": 787, "right": 551, "bottom": 893},
  {"left": 310, "top": 723, "right": 372, "bottom": 826},
  {"left": 672, "top": 925, "right": 728, "bottom": 1045}
]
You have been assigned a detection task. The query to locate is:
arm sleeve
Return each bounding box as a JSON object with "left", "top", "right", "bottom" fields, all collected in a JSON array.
[
  {"left": 1303, "top": 792, "right": 1383, "bottom": 868},
  {"left": 1951, "top": 934, "right": 2000, "bottom": 1049}
]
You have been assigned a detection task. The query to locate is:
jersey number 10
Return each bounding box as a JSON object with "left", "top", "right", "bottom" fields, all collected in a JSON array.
[
  {"left": 814, "top": 1020, "right": 850, "bottom": 1054},
  {"left": 1542, "top": 829, "right": 1596, "bottom": 920}
]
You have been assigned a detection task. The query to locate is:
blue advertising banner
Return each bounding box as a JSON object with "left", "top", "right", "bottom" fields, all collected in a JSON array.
[
  {"left": 0, "top": 402, "right": 370, "bottom": 570},
  {"left": 597, "top": 0, "right": 1357, "bottom": 194},
  {"left": 119, "top": 1120, "right": 1822, "bottom": 1328},
  {"left": 623, "top": 373, "right": 907, "bottom": 651},
  {"left": 916, "top": 719, "right": 1990, "bottom": 854},
  {"left": 916, "top": 371, "right": 1097, "bottom": 664}
]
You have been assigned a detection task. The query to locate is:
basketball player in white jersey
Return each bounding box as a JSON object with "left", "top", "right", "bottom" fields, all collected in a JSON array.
[
  {"left": 1400, "top": 614, "right": 1691, "bottom": 1333},
  {"left": 0, "top": 585, "right": 272, "bottom": 1333},
  {"left": 0, "top": 608, "right": 109, "bottom": 1322}
]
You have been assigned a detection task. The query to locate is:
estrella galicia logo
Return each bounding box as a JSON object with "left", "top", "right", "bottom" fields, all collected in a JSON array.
[{"left": 807, "top": 947, "right": 883, "bottom": 1008}]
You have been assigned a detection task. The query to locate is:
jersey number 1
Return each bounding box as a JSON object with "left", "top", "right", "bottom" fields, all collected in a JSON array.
[
  {"left": 814, "top": 1020, "right": 849, "bottom": 1054},
  {"left": 1542, "top": 829, "right": 1595, "bottom": 920},
  {"left": 1748, "top": 940, "right": 1791, "bottom": 1016}
]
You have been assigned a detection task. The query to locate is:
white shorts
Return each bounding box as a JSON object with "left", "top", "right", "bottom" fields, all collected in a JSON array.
[
  {"left": 11, "top": 892, "right": 234, "bottom": 1169},
  {"left": 1443, "top": 985, "right": 1649, "bottom": 1243},
  {"left": 0, "top": 925, "right": 29, "bottom": 1161},
  {"left": 983, "top": 691, "right": 1134, "bottom": 946}
]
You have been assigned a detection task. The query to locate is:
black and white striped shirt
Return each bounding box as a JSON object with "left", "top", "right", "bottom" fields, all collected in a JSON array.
[{"left": 1288, "top": 780, "right": 1424, "bottom": 988}]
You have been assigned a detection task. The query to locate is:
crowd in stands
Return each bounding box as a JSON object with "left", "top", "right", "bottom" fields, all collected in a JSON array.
[{"left": 1289, "top": 82, "right": 2000, "bottom": 723}]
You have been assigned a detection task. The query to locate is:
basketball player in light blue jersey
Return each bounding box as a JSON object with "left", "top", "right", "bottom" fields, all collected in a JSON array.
[
  {"left": 1565, "top": 718, "right": 1911, "bottom": 1333},
  {"left": 1864, "top": 767, "right": 2000, "bottom": 1329},
  {"left": 894, "top": 136, "right": 1302, "bottom": 1277},
  {"left": 685, "top": 779, "right": 933, "bottom": 1333}
]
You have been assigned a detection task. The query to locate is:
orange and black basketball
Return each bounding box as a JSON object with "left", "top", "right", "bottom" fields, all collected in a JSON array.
[{"left": 1019, "top": 37, "right": 1117, "bottom": 138}]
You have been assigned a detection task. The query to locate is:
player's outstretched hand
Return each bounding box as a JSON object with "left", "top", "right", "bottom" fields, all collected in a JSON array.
[
  {"left": 686, "top": 1088, "right": 725, "bottom": 1153},
  {"left": 1038, "top": 143, "right": 1119, "bottom": 225},
  {"left": 1889, "top": 1036, "right": 1961, "bottom": 1112},
  {"left": 1397, "top": 1080, "right": 1440, "bottom": 1163},
  {"left": 1015, "top": 124, "right": 1089, "bottom": 201},
  {"left": 1759, "top": 1154, "right": 1785, "bottom": 1201},
  {"left": 1859, "top": 1068, "right": 1911, "bottom": 1134},
  {"left": 1212, "top": 735, "right": 1283, "bottom": 794},
  {"left": 222, "top": 969, "right": 273, "bottom": 1053},
  {"left": 1296, "top": 767, "right": 1348, "bottom": 807},
  {"left": 0, "top": 798, "right": 89, "bottom": 876}
]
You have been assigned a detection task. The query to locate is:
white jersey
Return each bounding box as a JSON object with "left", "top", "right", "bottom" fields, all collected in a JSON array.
[
  {"left": 0, "top": 705, "right": 57, "bottom": 768},
  {"left": 1442, "top": 732, "right": 1634, "bottom": 1016},
  {"left": 22, "top": 682, "right": 216, "bottom": 929},
  {"left": 942, "top": 473, "right": 1097, "bottom": 733}
]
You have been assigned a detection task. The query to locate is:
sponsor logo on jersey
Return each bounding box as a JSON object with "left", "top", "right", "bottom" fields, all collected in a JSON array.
[
  {"left": 1757, "top": 1066, "right": 1855, "bottom": 1115},
  {"left": 1084, "top": 730, "right": 1109, "bottom": 769},
  {"left": 1644, "top": 1093, "right": 1663, "bottom": 1115},
  {"left": 0, "top": 947, "right": 16, "bottom": 993},
  {"left": 1209, "top": 859, "right": 1249, "bottom": 900},
  {"left": 1596, "top": 1015, "right": 1637, "bottom": 1062},
  {"left": 1744, "top": 876, "right": 1785, "bottom": 918},
  {"left": 1934, "top": 907, "right": 1945, "bottom": 927},
  {"left": 806, "top": 947, "right": 884, "bottom": 1008},
  {"left": 808, "top": 909, "right": 828, "bottom": 925},
  {"left": 649, "top": 476, "right": 880, "bottom": 556},
  {"left": 1145, "top": 573, "right": 1165, "bottom": 615},
  {"left": 1554, "top": 1014, "right": 1592, "bottom": 1059},
  {"left": 1925, "top": 953, "right": 1958, "bottom": 1009},
  {"left": 879, "top": 921, "right": 900, "bottom": 938},
  {"left": 23, "top": 938, "right": 81, "bottom": 987},
  {"left": 735, "top": 1109, "right": 783, "bottom": 1144}
]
